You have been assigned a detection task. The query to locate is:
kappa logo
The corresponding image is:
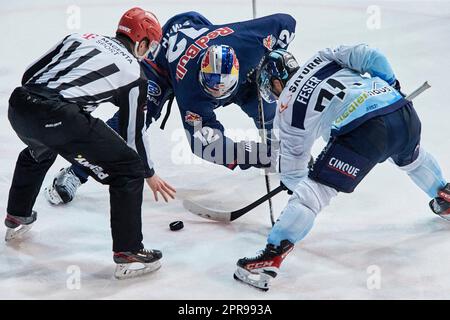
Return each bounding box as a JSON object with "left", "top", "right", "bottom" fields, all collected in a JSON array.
[
  {"left": 327, "top": 157, "right": 360, "bottom": 179},
  {"left": 147, "top": 80, "right": 161, "bottom": 97},
  {"left": 279, "top": 94, "right": 293, "bottom": 113},
  {"left": 74, "top": 155, "right": 109, "bottom": 180},
  {"left": 279, "top": 103, "right": 289, "bottom": 113}
]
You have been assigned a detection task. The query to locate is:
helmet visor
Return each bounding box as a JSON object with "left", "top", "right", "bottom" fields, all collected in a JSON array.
[
  {"left": 200, "top": 73, "right": 238, "bottom": 99},
  {"left": 258, "top": 69, "right": 276, "bottom": 103}
]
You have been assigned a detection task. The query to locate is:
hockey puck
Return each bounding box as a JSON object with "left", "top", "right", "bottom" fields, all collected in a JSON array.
[{"left": 169, "top": 221, "right": 184, "bottom": 231}]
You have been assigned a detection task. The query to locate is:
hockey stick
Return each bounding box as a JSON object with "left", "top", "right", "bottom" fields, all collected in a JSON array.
[
  {"left": 183, "top": 185, "right": 286, "bottom": 223},
  {"left": 184, "top": 81, "right": 431, "bottom": 223},
  {"left": 252, "top": 0, "right": 275, "bottom": 226},
  {"left": 405, "top": 81, "right": 430, "bottom": 101},
  {"left": 256, "top": 81, "right": 275, "bottom": 226}
]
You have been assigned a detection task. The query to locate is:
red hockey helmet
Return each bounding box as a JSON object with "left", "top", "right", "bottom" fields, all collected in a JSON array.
[{"left": 117, "top": 7, "right": 162, "bottom": 60}]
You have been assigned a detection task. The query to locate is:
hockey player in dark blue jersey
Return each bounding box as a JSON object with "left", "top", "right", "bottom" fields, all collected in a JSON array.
[
  {"left": 146, "top": 11, "right": 296, "bottom": 170},
  {"left": 44, "top": 11, "right": 296, "bottom": 205}
]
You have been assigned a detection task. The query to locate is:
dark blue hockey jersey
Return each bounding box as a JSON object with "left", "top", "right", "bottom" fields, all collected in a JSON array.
[{"left": 148, "top": 11, "right": 296, "bottom": 169}]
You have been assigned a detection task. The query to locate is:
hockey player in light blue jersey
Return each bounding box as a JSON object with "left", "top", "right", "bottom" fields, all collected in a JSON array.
[{"left": 233, "top": 46, "right": 450, "bottom": 291}]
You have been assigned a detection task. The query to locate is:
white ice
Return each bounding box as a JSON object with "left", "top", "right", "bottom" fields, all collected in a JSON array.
[{"left": 1, "top": 0, "right": 450, "bottom": 299}]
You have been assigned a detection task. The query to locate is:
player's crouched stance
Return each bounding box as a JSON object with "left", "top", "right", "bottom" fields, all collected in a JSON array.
[
  {"left": 234, "top": 47, "right": 449, "bottom": 291},
  {"left": 5, "top": 8, "right": 168, "bottom": 279}
]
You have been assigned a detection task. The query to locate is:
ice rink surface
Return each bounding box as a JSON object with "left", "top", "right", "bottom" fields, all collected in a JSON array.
[{"left": 1, "top": 0, "right": 450, "bottom": 299}]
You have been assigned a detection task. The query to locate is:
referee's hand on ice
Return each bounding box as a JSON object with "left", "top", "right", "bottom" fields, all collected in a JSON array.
[{"left": 146, "top": 175, "right": 176, "bottom": 202}]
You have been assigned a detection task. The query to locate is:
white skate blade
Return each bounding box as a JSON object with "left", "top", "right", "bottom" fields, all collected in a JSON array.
[
  {"left": 233, "top": 266, "right": 272, "bottom": 291},
  {"left": 437, "top": 213, "right": 450, "bottom": 221},
  {"left": 5, "top": 224, "right": 33, "bottom": 242},
  {"left": 44, "top": 185, "right": 63, "bottom": 205},
  {"left": 114, "top": 260, "right": 162, "bottom": 280}
]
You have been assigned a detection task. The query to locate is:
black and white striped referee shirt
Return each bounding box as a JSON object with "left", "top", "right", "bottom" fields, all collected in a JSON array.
[{"left": 21, "top": 33, "right": 154, "bottom": 176}]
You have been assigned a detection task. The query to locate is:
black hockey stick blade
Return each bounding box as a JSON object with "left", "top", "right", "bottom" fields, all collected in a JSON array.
[{"left": 183, "top": 185, "right": 286, "bottom": 223}]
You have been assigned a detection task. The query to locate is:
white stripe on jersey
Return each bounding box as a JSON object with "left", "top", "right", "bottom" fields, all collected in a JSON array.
[
  {"left": 127, "top": 86, "right": 139, "bottom": 152},
  {"left": 142, "top": 127, "right": 154, "bottom": 171},
  {"left": 23, "top": 33, "right": 155, "bottom": 175},
  {"left": 26, "top": 33, "right": 141, "bottom": 105},
  {"left": 22, "top": 36, "right": 68, "bottom": 82}
]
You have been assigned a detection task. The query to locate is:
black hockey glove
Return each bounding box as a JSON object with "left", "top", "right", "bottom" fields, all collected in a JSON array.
[
  {"left": 392, "top": 79, "right": 406, "bottom": 97},
  {"left": 236, "top": 141, "right": 272, "bottom": 170}
]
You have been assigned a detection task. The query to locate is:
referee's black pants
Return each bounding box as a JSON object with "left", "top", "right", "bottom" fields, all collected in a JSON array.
[{"left": 7, "top": 86, "right": 145, "bottom": 253}]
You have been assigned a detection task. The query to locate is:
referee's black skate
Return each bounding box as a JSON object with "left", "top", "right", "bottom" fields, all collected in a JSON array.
[
  {"left": 234, "top": 240, "right": 294, "bottom": 291},
  {"left": 4, "top": 211, "right": 37, "bottom": 241},
  {"left": 113, "top": 248, "right": 162, "bottom": 279},
  {"left": 430, "top": 183, "right": 450, "bottom": 220},
  {"left": 44, "top": 167, "right": 82, "bottom": 205}
]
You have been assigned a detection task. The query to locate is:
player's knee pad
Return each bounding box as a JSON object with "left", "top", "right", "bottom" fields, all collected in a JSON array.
[
  {"left": 394, "top": 145, "right": 426, "bottom": 172},
  {"left": 394, "top": 146, "right": 446, "bottom": 198},
  {"left": 292, "top": 177, "right": 338, "bottom": 215},
  {"left": 268, "top": 178, "right": 337, "bottom": 246}
]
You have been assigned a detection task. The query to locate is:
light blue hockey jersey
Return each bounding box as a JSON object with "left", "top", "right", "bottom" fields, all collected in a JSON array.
[{"left": 275, "top": 44, "right": 406, "bottom": 186}]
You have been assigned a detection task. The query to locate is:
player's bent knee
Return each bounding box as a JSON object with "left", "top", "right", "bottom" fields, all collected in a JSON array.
[
  {"left": 394, "top": 146, "right": 426, "bottom": 172},
  {"left": 292, "top": 177, "right": 338, "bottom": 215},
  {"left": 394, "top": 146, "right": 446, "bottom": 198}
]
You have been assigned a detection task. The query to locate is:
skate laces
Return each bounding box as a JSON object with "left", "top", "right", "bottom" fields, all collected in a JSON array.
[
  {"left": 249, "top": 245, "right": 275, "bottom": 261},
  {"left": 254, "top": 249, "right": 266, "bottom": 259},
  {"left": 136, "top": 248, "right": 154, "bottom": 257}
]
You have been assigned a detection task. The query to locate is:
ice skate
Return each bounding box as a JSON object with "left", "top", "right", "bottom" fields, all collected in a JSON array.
[
  {"left": 44, "top": 167, "right": 82, "bottom": 205},
  {"left": 5, "top": 211, "right": 37, "bottom": 241},
  {"left": 234, "top": 240, "right": 294, "bottom": 291},
  {"left": 430, "top": 183, "right": 450, "bottom": 220},
  {"left": 113, "top": 248, "right": 162, "bottom": 279}
]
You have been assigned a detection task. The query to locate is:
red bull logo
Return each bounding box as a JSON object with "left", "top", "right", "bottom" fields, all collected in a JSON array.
[
  {"left": 176, "top": 27, "right": 235, "bottom": 81},
  {"left": 185, "top": 111, "right": 202, "bottom": 126},
  {"left": 201, "top": 52, "right": 210, "bottom": 69}
]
